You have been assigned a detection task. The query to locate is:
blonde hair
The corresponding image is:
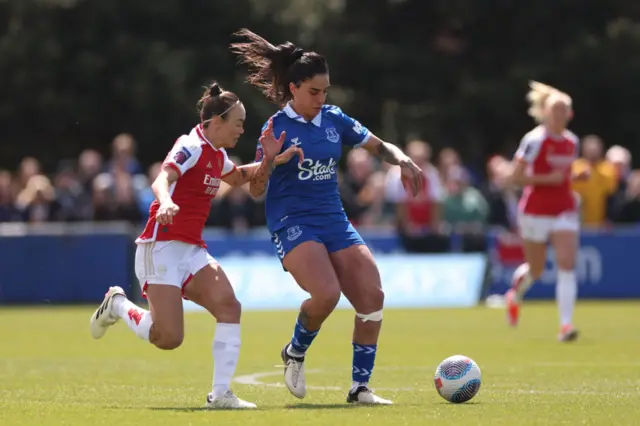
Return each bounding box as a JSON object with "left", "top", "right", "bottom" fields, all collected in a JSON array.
[{"left": 526, "top": 81, "right": 572, "bottom": 123}]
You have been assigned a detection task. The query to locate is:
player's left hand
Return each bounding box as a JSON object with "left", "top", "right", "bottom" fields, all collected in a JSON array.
[
  {"left": 274, "top": 145, "right": 304, "bottom": 166},
  {"left": 399, "top": 158, "right": 424, "bottom": 197},
  {"left": 260, "top": 117, "right": 286, "bottom": 162}
]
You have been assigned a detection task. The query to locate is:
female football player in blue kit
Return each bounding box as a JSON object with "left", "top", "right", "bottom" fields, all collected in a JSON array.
[{"left": 231, "top": 29, "right": 423, "bottom": 404}]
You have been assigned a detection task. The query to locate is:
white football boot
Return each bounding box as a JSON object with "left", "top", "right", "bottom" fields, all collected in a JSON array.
[
  {"left": 90, "top": 286, "right": 125, "bottom": 339},
  {"left": 205, "top": 390, "right": 257, "bottom": 409},
  {"left": 347, "top": 385, "right": 393, "bottom": 405},
  {"left": 281, "top": 344, "right": 306, "bottom": 399}
]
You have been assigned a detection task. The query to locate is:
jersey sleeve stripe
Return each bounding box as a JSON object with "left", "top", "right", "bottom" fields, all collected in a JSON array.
[
  {"left": 353, "top": 131, "right": 372, "bottom": 148},
  {"left": 221, "top": 165, "right": 237, "bottom": 178},
  {"left": 164, "top": 162, "right": 182, "bottom": 177}
]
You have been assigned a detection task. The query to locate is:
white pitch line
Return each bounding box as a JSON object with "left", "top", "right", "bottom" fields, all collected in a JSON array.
[
  {"left": 234, "top": 369, "right": 341, "bottom": 391},
  {"left": 233, "top": 368, "right": 420, "bottom": 391}
]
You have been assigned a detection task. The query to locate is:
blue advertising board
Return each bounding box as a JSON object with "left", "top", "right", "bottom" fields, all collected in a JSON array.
[
  {"left": 1, "top": 223, "right": 639, "bottom": 305},
  {"left": 486, "top": 230, "right": 640, "bottom": 299},
  {"left": 183, "top": 253, "right": 488, "bottom": 311},
  {"left": 0, "top": 230, "right": 134, "bottom": 304},
  {"left": 202, "top": 229, "right": 403, "bottom": 257}
]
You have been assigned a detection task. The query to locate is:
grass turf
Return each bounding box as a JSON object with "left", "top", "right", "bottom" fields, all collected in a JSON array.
[{"left": 1, "top": 302, "right": 639, "bottom": 425}]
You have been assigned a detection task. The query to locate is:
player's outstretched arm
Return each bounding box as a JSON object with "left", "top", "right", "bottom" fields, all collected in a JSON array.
[
  {"left": 223, "top": 164, "right": 260, "bottom": 187},
  {"left": 362, "top": 135, "right": 408, "bottom": 166},
  {"left": 362, "top": 135, "right": 424, "bottom": 197},
  {"left": 224, "top": 147, "right": 303, "bottom": 188}
]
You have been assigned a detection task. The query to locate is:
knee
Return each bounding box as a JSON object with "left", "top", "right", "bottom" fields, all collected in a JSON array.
[
  {"left": 152, "top": 328, "right": 184, "bottom": 350},
  {"left": 523, "top": 262, "right": 544, "bottom": 281},
  {"left": 529, "top": 266, "right": 544, "bottom": 281},
  {"left": 214, "top": 296, "right": 241, "bottom": 323},
  {"left": 312, "top": 288, "right": 341, "bottom": 312},
  {"left": 555, "top": 253, "right": 576, "bottom": 271},
  {"left": 369, "top": 286, "right": 384, "bottom": 309},
  {"left": 355, "top": 286, "right": 385, "bottom": 314},
  {"left": 355, "top": 288, "right": 385, "bottom": 323}
]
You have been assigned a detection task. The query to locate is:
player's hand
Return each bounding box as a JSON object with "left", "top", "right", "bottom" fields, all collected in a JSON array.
[
  {"left": 156, "top": 199, "right": 180, "bottom": 225},
  {"left": 399, "top": 158, "right": 424, "bottom": 197},
  {"left": 547, "top": 171, "right": 565, "bottom": 185},
  {"left": 274, "top": 145, "right": 304, "bottom": 166},
  {"left": 259, "top": 118, "right": 286, "bottom": 162}
]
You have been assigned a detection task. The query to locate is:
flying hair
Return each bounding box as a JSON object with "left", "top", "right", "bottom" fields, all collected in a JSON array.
[
  {"left": 526, "top": 81, "right": 572, "bottom": 123},
  {"left": 230, "top": 28, "right": 328, "bottom": 104}
]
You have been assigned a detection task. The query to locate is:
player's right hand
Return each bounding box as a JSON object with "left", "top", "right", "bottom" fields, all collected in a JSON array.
[
  {"left": 156, "top": 199, "right": 180, "bottom": 225},
  {"left": 547, "top": 171, "right": 565, "bottom": 185},
  {"left": 260, "top": 117, "right": 286, "bottom": 162},
  {"left": 275, "top": 145, "right": 304, "bottom": 166}
]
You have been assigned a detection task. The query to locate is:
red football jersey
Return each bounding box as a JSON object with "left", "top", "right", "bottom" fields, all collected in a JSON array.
[
  {"left": 514, "top": 125, "right": 579, "bottom": 216},
  {"left": 136, "top": 125, "right": 236, "bottom": 247}
]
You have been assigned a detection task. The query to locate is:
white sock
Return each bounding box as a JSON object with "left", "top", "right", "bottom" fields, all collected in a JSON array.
[
  {"left": 512, "top": 263, "right": 534, "bottom": 301},
  {"left": 212, "top": 323, "right": 241, "bottom": 397},
  {"left": 351, "top": 381, "right": 368, "bottom": 391},
  {"left": 556, "top": 270, "right": 577, "bottom": 327},
  {"left": 112, "top": 295, "right": 152, "bottom": 340},
  {"left": 287, "top": 345, "right": 305, "bottom": 358}
]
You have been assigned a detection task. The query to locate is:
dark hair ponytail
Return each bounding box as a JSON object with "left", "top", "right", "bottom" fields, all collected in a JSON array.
[
  {"left": 208, "top": 82, "right": 223, "bottom": 97},
  {"left": 196, "top": 81, "right": 240, "bottom": 126},
  {"left": 230, "top": 28, "right": 328, "bottom": 105}
]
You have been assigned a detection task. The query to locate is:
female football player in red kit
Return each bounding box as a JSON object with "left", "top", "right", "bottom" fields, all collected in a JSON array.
[
  {"left": 89, "top": 81, "right": 300, "bottom": 408},
  {"left": 506, "top": 81, "right": 589, "bottom": 342}
]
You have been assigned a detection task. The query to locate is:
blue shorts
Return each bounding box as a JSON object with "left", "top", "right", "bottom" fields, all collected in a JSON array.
[{"left": 271, "top": 220, "right": 365, "bottom": 266}]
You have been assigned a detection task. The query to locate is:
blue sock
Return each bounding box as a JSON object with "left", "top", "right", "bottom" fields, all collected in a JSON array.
[
  {"left": 352, "top": 343, "right": 377, "bottom": 385},
  {"left": 289, "top": 319, "right": 319, "bottom": 356}
]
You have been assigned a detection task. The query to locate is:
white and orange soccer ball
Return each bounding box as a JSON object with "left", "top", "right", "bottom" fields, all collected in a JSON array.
[{"left": 434, "top": 355, "right": 482, "bottom": 403}]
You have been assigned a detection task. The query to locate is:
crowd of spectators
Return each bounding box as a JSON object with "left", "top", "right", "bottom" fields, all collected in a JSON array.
[{"left": 0, "top": 133, "right": 636, "bottom": 252}]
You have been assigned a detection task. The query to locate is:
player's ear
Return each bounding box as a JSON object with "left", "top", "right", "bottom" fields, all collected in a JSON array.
[
  {"left": 210, "top": 115, "right": 224, "bottom": 128},
  {"left": 289, "top": 82, "right": 298, "bottom": 98}
]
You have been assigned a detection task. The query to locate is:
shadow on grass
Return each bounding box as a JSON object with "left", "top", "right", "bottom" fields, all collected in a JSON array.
[
  {"left": 146, "top": 402, "right": 398, "bottom": 412},
  {"left": 436, "top": 401, "right": 482, "bottom": 406}
]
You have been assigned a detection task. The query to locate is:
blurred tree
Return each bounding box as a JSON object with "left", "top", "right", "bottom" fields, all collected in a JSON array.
[
  {"left": 0, "top": 0, "right": 293, "bottom": 169},
  {"left": 317, "top": 0, "right": 640, "bottom": 170},
  {"left": 1, "top": 0, "right": 640, "bottom": 173}
]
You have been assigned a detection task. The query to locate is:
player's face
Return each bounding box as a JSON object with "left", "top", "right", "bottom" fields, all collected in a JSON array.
[
  {"left": 291, "top": 74, "right": 330, "bottom": 118},
  {"left": 209, "top": 103, "right": 246, "bottom": 148},
  {"left": 545, "top": 99, "right": 572, "bottom": 130}
]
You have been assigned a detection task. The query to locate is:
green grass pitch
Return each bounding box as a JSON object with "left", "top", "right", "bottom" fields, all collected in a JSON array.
[{"left": 1, "top": 302, "right": 639, "bottom": 425}]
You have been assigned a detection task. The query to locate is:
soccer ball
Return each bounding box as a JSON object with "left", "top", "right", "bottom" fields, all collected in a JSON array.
[{"left": 434, "top": 355, "right": 482, "bottom": 403}]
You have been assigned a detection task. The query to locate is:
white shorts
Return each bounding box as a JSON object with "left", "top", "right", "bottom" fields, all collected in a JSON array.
[
  {"left": 518, "top": 212, "right": 580, "bottom": 243},
  {"left": 134, "top": 241, "right": 215, "bottom": 299}
]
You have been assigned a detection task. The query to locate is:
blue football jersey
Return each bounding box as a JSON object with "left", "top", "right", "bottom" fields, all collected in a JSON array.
[{"left": 255, "top": 103, "right": 372, "bottom": 232}]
